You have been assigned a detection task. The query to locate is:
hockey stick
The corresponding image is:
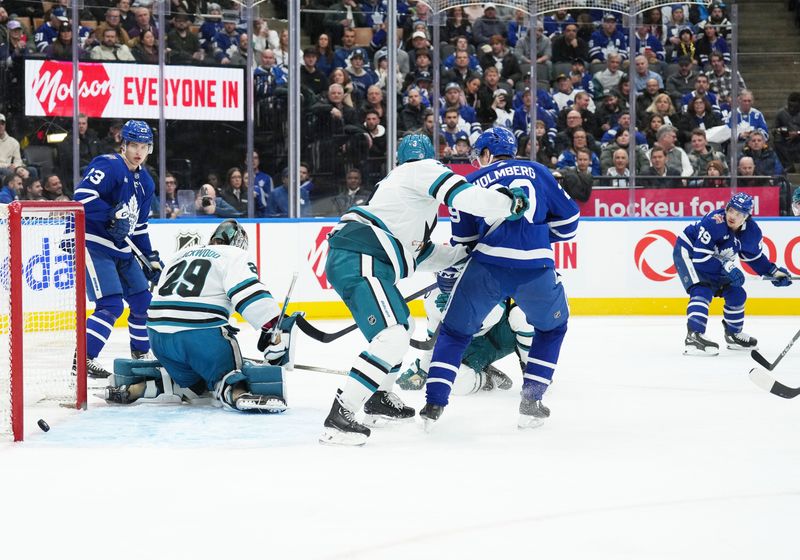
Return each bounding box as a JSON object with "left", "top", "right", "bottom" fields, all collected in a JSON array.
[
  {"left": 750, "top": 328, "right": 800, "bottom": 371},
  {"left": 748, "top": 368, "right": 800, "bottom": 399},
  {"left": 125, "top": 238, "right": 157, "bottom": 292},
  {"left": 761, "top": 275, "right": 800, "bottom": 281},
  {"left": 257, "top": 272, "right": 299, "bottom": 352},
  {"left": 295, "top": 282, "right": 437, "bottom": 343}
]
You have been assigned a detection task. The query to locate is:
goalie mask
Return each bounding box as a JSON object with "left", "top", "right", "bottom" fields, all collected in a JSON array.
[{"left": 209, "top": 219, "right": 248, "bottom": 250}]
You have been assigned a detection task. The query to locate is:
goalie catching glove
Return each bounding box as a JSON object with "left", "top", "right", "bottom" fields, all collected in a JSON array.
[{"left": 257, "top": 311, "right": 304, "bottom": 367}]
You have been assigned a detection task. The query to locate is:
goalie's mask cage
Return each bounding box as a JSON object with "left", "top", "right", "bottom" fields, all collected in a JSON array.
[
  {"left": 209, "top": 219, "right": 249, "bottom": 251},
  {"left": 0, "top": 202, "right": 87, "bottom": 442}
]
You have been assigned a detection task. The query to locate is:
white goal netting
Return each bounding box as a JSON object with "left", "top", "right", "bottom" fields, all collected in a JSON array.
[{"left": 0, "top": 203, "right": 85, "bottom": 441}]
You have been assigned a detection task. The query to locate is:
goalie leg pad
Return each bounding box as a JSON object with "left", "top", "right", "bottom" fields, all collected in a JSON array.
[
  {"left": 111, "top": 358, "right": 164, "bottom": 386},
  {"left": 241, "top": 363, "right": 286, "bottom": 402}
]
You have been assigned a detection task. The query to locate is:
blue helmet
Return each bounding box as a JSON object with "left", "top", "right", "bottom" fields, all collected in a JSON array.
[
  {"left": 727, "top": 192, "right": 754, "bottom": 215},
  {"left": 121, "top": 120, "right": 153, "bottom": 152},
  {"left": 397, "top": 134, "right": 435, "bottom": 164},
  {"left": 473, "top": 127, "right": 517, "bottom": 159}
]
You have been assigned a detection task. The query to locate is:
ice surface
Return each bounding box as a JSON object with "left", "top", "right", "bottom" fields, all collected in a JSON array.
[{"left": 2, "top": 316, "right": 799, "bottom": 559}]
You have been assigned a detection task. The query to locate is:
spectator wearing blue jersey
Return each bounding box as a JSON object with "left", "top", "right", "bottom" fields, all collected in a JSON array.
[
  {"left": 680, "top": 73, "right": 720, "bottom": 115},
  {"left": 543, "top": 9, "right": 575, "bottom": 38},
  {"left": 695, "top": 24, "right": 729, "bottom": 68},
  {"left": 345, "top": 48, "right": 379, "bottom": 102},
  {"left": 0, "top": 173, "right": 22, "bottom": 203},
  {"left": 556, "top": 129, "right": 601, "bottom": 175},
  {"left": 727, "top": 90, "right": 769, "bottom": 144},
  {"left": 421, "top": 127, "right": 579, "bottom": 430},
  {"left": 633, "top": 24, "right": 666, "bottom": 62},
  {"left": 674, "top": 193, "right": 792, "bottom": 356},
  {"left": 506, "top": 9, "right": 529, "bottom": 48},
  {"left": 511, "top": 87, "right": 557, "bottom": 146},
  {"left": 198, "top": 3, "right": 223, "bottom": 55},
  {"left": 265, "top": 168, "right": 312, "bottom": 217},
  {"left": 589, "top": 13, "right": 627, "bottom": 63},
  {"left": 73, "top": 120, "right": 163, "bottom": 379},
  {"left": 34, "top": 7, "right": 66, "bottom": 52},
  {"left": 212, "top": 11, "right": 241, "bottom": 64},
  {"left": 324, "top": 0, "right": 366, "bottom": 47}
]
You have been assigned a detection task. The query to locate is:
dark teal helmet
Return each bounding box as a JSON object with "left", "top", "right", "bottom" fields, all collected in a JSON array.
[
  {"left": 209, "top": 219, "right": 248, "bottom": 250},
  {"left": 397, "top": 134, "right": 435, "bottom": 164}
]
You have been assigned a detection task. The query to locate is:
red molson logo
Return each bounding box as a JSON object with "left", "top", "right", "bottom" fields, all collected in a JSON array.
[{"left": 31, "top": 61, "right": 112, "bottom": 117}]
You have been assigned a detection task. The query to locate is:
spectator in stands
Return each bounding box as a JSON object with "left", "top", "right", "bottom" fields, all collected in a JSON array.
[
  {"left": 510, "top": 87, "right": 549, "bottom": 146},
  {"left": 506, "top": 9, "right": 529, "bottom": 48},
  {"left": 741, "top": 130, "right": 784, "bottom": 177},
  {"left": 314, "top": 33, "right": 336, "bottom": 77},
  {"left": 704, "top": 51, "right": 745, "bottom": 108},
  {"left": 42, "top": 174, "right": 67, "bottom": 200},
  {"left": 443, "top": 36, "right": 480, "bottom": 71},
  {"left": 543, "top": 8, "right": 575, "bottom": 38},
  {"left": 21, "top": 177, "right": 46, "bottom": 201},
  {"left": 633, "top": 24, "right": 666, "bottom": 62},
  {"left": 653, "top": 125, "right": 693, "bottom": 176},
  {"left": 309, "top": 83, "right": 366, "bottom": 167},
  {"left": 736, "top": 156, "right": 761, "bottom": 187},
  {"left": 695, "top": 23, "right": 729, "bottom": 68},
  {"left": 167, "top": 9, "right": 204, "bottom": 64},
  {"left": 346, "top": 48, "right": 378, "bottom": 102},
  {"left": 443, "top": 6, "right": 472, "bottom": 45},
  {"left": 439, "top": 83, "right": 481, "bottom": 137},
  {"left": 251, "top": 17, "right": 279, "bottom": 58},
  {"left": 132, "top": 28, "right": 158, "bottom": 63},
  {"left": 99, "top": 120, "right": 123, "bottom": 154},
  {"left": 300, "top": 46, "right": 329, "bottom": 97},
  {"left": 152, "top": 172, "right": 181, "bottom": 218},
  {"left": 34, "top": 7, "right": 66, "bottom": 52},
  {"left": 464, "top": 75, "right": 482, "bottom": 110},
  {"left": 91, "top": 27, "right": 135, "bottom": 61},
  {"left": 592, "top": 52, "right": 623, "bottom": 100},
  {"left": 728, "top": 89, "right": 769, "bottom": 145},
  {"left": 666, "top": 56, "right": 698, "bottom": 105},
  {"left": 0, "top": 115, "right": 24, "bottom": 181},
  {"left": 332, "top": 168, "right": 372, "bottom": 215},
  {"left": 440, "top": 107, "right": 471, "bottom": 154},
  {"left": 93, "top": 7, "right": 131, "bottom": 50},
  {"left": 360, "top": 85, "right": 387, "bottom": 125},
  {"left": 404, "top": 30, "right": 431, "bottom": 66},
  {"left": 442, "top": 50, "right": 480, "bottom": 89},
  {"left": 552, "top": 22, "right": 589, "bottom": 65},
  {"left": 262, "top": 163, "right": 315, "bottom": 217},
  {"left": 680, "top": 74, "right": 720, "bottom": 115},
  {"left": 677, "top": 96, "right": 722, "bottom": 143},
  {"left": 703, "top": 160, "right": 727, "bottom": 188},
  {"left": 117, "top": 0, "right": 135, "bottom": 32},
  {"left": 601, "top": 111, "right": 649, "bottom": 146},
  {"left": 774, "top": 92, "right": 800, "bottom": 172},
  {"left": 362, "top": 109, "right": 387, "bottom": 186},
  {"left": 273, "top": 28, "right": 298, "bottom": 73},
  {"left": 558, "top": 91, "right": 598, "bottom": 136},
  {"left": 664, "top": 4, "right": 696, "bottom": 60},
  {"left": 198, "top": 3, "right": 223, "bottom": 55},
  {"left": 127, "top": 6, "right": 158, "bottom": 46},
  {"left": 333, "top": 27, "right": 359, "bottom": 69},
  {"left": 528, "top": 120, "right": 557, "bottom": 167},
  {"left": 196, "top": 184, "right": 242, "bottom": 218},
  {"left": 644, "top": 113, "right": 665, "bottom": 147},
  {"left": 601, "top": 129, "right": 649, "bottom": 174},
  {"left": 698, "top": 3, "right": 731, "bottom": 39},
  {"left": 556, "top": 128, "right": 601, "bottom": 175},
  {"left": 56, "top": 113, "right": 101, "bottom": 177},
  {"left": 687, "top": 128, "right": 727, "bottom": 177},
  {"left": 0, "top": 173, "right": 22, "bottom": 203},
  {"left": 589, "top": 13, "right": 627, "bottom": 63},
  {"left": 605, "top": 148, "right": 630, "bottom": 187},
  {"left": 513, "top": 21, "right": 551, "bottom": 71},
  {"left": 472, "top": 3, "right": 506, "bottom": 49},
  {"left": 329, "top": 67, "right": 356, "bottom": 107},
  {"left": 551, "top": 73, "right": 578, "bottom": 112},
  {"left": 479, "top": 35, "right": 522, "bottom": 88},
  {"left": 554, "top": 148, "right": 594, "bottom": 201},
  {"left": 6, "top": 19, "right": 35, "bottom": 73},
  {"left": 212, "top": 10, "right": 241, "bottom": 64},
  {"left": 644, "top": 93, "right": 678, "bottom": 130},
  {"left": 219, "top": 167, "right": 248, "bottom": 215},
  {"left": 249, "top": 150, "right": 273, "bottom": 197},
  {"left": 670, "top": 28, "right": 697, "bottom": 65},
  {"left": 323, "top": 0, "right": 365, "bottom": 47},
  {"left": 477, "top": 66, "right": 508, "bottom": 127},
  {"left": 595, "top": 92, "right": 623, "bottom": 136},
  {"left": 632, "top": 54, "right": 664, "bottom": 93},
  {"left": 642, "top": 146, "right": 681, "bottom": 187},
  {"left": 489, "top": 89, "right": 514, "bottom": 130}
]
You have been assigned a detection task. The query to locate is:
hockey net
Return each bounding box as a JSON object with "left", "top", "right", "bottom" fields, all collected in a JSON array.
[{"left": 0, "top": 202, "right": 87, "bottom": 442}]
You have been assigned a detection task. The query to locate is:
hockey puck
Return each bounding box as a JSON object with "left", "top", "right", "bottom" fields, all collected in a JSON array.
[{"left": 37, "top": 419, "right": 50, "bottom": 432}]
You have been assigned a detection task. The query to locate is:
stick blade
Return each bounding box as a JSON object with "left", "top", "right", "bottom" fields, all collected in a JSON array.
[
  {"left": 750, "top": 349, "right": 775, "bottom": 371},
  {"left": 749, "top": 368, "right": 800, "bottom": 399}
]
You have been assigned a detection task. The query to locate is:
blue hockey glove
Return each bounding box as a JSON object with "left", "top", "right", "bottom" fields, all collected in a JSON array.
[
  {"left": 497, "top": 187, "right": 530, "bottom": 221},
  {"left": 723, "top": 261, "right": 745, "bottom": 288},
  {"left": 107, "top": 203, "right": 131, "bottom": 243},
  {"left": 144, "top": 250, "right": 163, "bottom": 284},
  {"left": 769, "top": 264, "right": 793, "bottom": 287}
]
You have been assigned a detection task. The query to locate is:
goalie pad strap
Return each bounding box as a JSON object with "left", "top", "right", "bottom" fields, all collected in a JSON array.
[{"left": 241, "top": 363, "right": 286, "bottom": 401}]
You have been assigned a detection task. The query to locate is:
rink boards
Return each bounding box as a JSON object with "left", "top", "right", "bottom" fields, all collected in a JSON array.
[{"left": 144, "top": 217, "right": 800, "bottom": 318}]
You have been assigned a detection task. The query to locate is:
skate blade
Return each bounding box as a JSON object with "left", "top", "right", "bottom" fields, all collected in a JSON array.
[
  {"left": 421, "top": 417, "right": 437, "bottom": 433},
  {"left": 517, "top": 415, "right": 546, "bottom": 429},
  {"left": 237, "top": 398, "right": 287, "bottom": 413},
  {"left": 364, "top": 413, "right": 415, "bottom": 427},
  {"left": 726, "top": 344, "right": 758, "bottom": 351},
  {"left": 318, "top": 428, "right": 368, "bottom": 447},
  {"left": 683, "top": 346, "right": 719, "bottom": 356}
]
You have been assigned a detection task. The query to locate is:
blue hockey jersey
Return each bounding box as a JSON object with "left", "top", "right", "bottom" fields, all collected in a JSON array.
[
  {"left": 73, "top": 153, "right": 155, "bottom": 259},
  {"left": 456, "top": 160, "right": 580, "bottom": 268},
  {"left": 676, "top": 209, "right": 773, "bottom": 285}
]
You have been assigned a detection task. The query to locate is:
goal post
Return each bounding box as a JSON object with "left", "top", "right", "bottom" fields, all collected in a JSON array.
[{"left": 0, "top": 201, "right": 87, "bottom": 442}]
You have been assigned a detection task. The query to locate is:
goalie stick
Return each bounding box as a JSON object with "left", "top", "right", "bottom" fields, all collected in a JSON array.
[
  {"left": 748, "top": 368, "right": 800, "bottom": 399},
  {"left": 295, "top": 283, "right": 437, "bottom": 346},
  {"left": 750, "top": 328, "right": 800, "bottom": 371}
]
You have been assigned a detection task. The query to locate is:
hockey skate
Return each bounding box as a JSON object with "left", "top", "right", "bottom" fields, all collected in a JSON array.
[
  {"left": 234, "top": 393, "right": 287, "bottom": 413},
  {"left": 103, "top": 385, "right": 133, "bottom": 404},
  {"left": 397, "top": 359, "right": 427, "bottom": 390},
  {"left": 86, "top": 357, "right": 113, "bottom": 378},
  {"left": 419, "top": 403, "right": 444, "bottom": 432},
  {"left": 724, "top": 329, "right": 758, "bottom": 351},
  {"left": 482, "top": 364, "right": 513, "bottom": 391},
  {"left": 518, "top": 398, "right": 550, "bottom": 429},
  {"left": 319, "top": 398, "right": 371, "bottom": 446},
  {"left": 363, "top": 391, "right": 415, "bottom": 426},
  {"left": 684, "top": 329, "right": 720, "bottom": 356},
  {"left": 131, "top": 349, "right": 154, "bottom": 360}
]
